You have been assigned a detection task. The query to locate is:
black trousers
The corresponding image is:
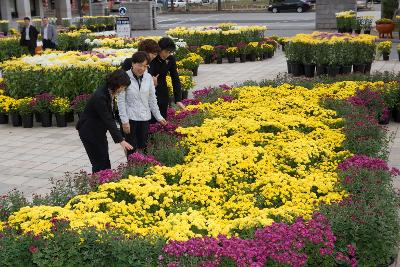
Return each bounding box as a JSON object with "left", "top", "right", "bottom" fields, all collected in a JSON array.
[
  {"left": 43, "top": 39, "right": 56, "bottom": 50},
  {"left": 150, "top": 100, "right": 169, "bottom": 123},
  {"left": 79, "top": 133, "right": 111, "bottom": 173},
  {"left": 123, "top": 120, "right": 150, "bottom": 158},
  {"left": 23, "top": 40, "right": 36, "bottom": 56}
]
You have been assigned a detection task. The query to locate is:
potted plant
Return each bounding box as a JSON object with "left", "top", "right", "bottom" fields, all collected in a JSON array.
[
  {"left": 179, "top": 52, "right": 203, "bottom": 76},
  {"left": 0, "top": 95, "right": 12, "bottom": 124},
  {"left": 352, "top": 17, "right": 363, "bottom": 34},
  {"left": 17, "top": 97, "right": 34, "bottom": 128},
  {"left": 336, "top": 10, "right": 356, "bottom": 33},
  {"left": 0, "top": 20, "right": 9, "bottom": 35},
  {"left": 300, "top": 41, "right": 316, "bottom": 78},
  {"left": 236, "top": 42, "right": 248, "bottom": 63},
  {"left": 226, "top": 47, "right": 238, "bottom": 63},
  {"left": 315, "top": 41, "right": 329, "bottom": 76},
  {"left": 376, "top": 18, "right": 395, "bottom": 38},
  {"left": 214, "top": 45, "right": 227, "bottom": 64},
  {"left": 326, "top": 42, "right": 341, "bottom": 77},
  {"left": 377, "top": 41, "right": 392, "bottom": 61},
  {"left": 287, "top": 41, "right": 305, "bottom": 77},
  {"left": 361, "top": 16, "right": 373, "bottom": 34},
  {"left": 9, "top": 98, "right": 21, "bottom": 127},
  {"left": 199, "top": 45, "right": 215, "bottom": 64},
  {"left": 71, "top": 94, "right": 91, "bottom": 118},
  {"left": 338, "top": 40, "right": 355, "bottom": 75},
  {"left": 246, "top": 42, "right": 259, "bottom": 62},
  {"left": 34, "top": 92, "right": 55, "bottom": 127},
  {"left": 50, "top": 97, "right": 71, "bottom": 127}
]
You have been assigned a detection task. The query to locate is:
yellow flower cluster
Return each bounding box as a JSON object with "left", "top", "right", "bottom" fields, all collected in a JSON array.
[
  {"left": 200, "top": 45, "right": 215, "bottom": 52},
  {"left": 50, "top": 97, "right": 70, "bottom": 114},
  {"left": 335, "top": 10, "right": 356, "bottom": 18},
  {"left": 166, "top": 75, "right": 195, "bottom": 93},
  {"left": 177, "top": 53, "right": 203, "bottom": 70},
  {"left": 166, "top": 25, "right": 267, "bottom": 39},
  {"left": 288, "top": 31, "right": 377, "bottom": 45},
  {"left": 7, "top": 81, "right": 388, "bottom": 241},
  {"left": 0, "top": 95, "right": 14, "bottom": 113},
  {"left": 377, "top": 41, "right": 392, "bottom": 53},
  {"left": 226, "top": 47, "right": 238, "bottom": 54}
]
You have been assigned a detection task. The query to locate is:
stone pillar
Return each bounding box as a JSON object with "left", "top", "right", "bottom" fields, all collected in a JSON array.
[
  {"left": 0, "top": 0, "right": 13, "bottom": 20},
  {"left": 124, "top": 2, "right": 157, "bottom": 30},
  {"left": 16, "top": 0, "right": 31, "bottom": 18},
  {"left": 316, "top": 0, "right": 357, "bottom": 29},
  {"left": 35, "top": 0, "right": 44, "bottom": 17},
  {"left": 91, "top": 2, "right": 106, "bottom": 16},
  {"left": 55, "top": 0, "right": 72, "bottom": 21}
]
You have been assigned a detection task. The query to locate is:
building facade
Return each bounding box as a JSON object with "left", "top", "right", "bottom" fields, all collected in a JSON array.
[{"left": 0, "top": 0, "right": 81, "bottom": 20}]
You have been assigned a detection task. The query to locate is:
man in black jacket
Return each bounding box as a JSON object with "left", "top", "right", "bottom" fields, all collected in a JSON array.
[
  {"left": 148, "top": 37, "right": 185, "bottom": 119},
  {"left": 76, "top": 69, "right": 133, "bottom": 173},
  {"left": 20, "top": 17, "right": 39, "bottom": 56}
]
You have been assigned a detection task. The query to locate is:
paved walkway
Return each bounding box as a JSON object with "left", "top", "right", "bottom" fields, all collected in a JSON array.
[{"left": 1, "top": 50, "right": 400, "bottom": 197}]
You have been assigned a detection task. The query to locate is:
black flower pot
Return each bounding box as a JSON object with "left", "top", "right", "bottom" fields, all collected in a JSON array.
[
  {"left": 364, "top": 30, "right": 371, "bottom": 34},
  {"left": 292, "top": 62, "right": 304, "bottom": 77},
  {"left": 227, "top": 55, "right": 235, "bottom": 63},
  {"left": 216, "top": 56, "right": 223, "bottom": 64},
  {"left": 354, "top": 29, "right": 361, "bottom": 34},
  {"left": 66, "top": 110, "right": 74, "bottom": 122},
  {"left": 10, "top": 112, "right": 21, "bottom": 127},
  {"left": 239, "top": 54, "right": 246, "bottom": 63},
  {"left": 41, "top": 112, "right": 53, "bottom": 127},
  {"left": 34, "top": 112, "right": 41, "bottom": 122},
  {"left": 353, "top": 64, "right": 366, "bottom": 73},
  {"left": 316, "top": 65, "right": 327, "bottom": 76},
  {"left": 341, "top": 65, "right": 352, "bottom": 75},
  {"left": 364, "top": 62, "right": 372, "bottom": 74},
  {"left": 338, "top": 28, "right": 345, "bottom": 33},
  {"left": 304, "top": 64, "right": 315, "bottom": 78},
  {"left": 287, "top": 61, "right": 293, "bottom": 74},
  {"left": 192, "top": 66, "right": 198, "bottom": 76},
  {"left": 392, "top": 107, "right": 400, "bottom": 122},
  {"left": 204, "top": 56, "right": 212, "bottom": 64},
  {"left": 382, "top": 52, "right": 390, "bottom": 61},
  {"left": 182, "top": 91, "right": 189, "bottom": 100},
  {"left": 249, "top": 53, "right": 256, "bottom": 62},
  {"left": 22, "top": 114, "right": 33, "bottom": 128},
  {"left": 346, "top": 28, "right": 353, "bottom": 33},
  {"left": 327, "top": 65, "right": 340, "bottom": 77},
  {"left": 55, "top": 113, "right": 67, "bottom": 127},
  {"left": 281, "top": 43, "right": 285, "bottom": 51},
  {"left": 0, "top": 112, "right": 8, "bottom": 124}
]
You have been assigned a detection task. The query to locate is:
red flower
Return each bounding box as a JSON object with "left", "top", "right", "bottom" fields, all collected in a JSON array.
[{"left": 29, "top": 245, "right": 39, "bottom": 254}]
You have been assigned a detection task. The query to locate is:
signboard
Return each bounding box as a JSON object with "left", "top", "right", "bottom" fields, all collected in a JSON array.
[
  {"left": 119, "top": 6, "right": 127, "bottom": 16},
  {"left": 116, "top": 17, "right": 131, "bottom": 38}
]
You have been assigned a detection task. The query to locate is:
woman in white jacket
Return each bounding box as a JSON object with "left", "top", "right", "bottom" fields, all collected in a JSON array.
[{"left": 118, "top": 51, "right": 167, "bottom": 156}]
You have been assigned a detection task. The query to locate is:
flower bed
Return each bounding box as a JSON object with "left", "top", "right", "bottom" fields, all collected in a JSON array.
[
  {"left": 0, "top": 36, "right": 28, "bottom": 62},
  {"left": 284, "top": 32, "right": 377, "bottom": 77},
  {"left": 0, "top": 80, "right": 399, "bottom": 265}
]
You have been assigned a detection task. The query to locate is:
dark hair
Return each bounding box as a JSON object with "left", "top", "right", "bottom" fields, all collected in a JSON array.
[
  {"left": 23, "top": 17, "right": 30, "bottom": 21},
  {"left": 131, "top": 51, "right": 149, "bottom": 64},
  {"left": 42, "top": 16, "right": 48, "bottom": 19},
  {"left": 158, "top": 37, "right": 176, "bottom": 52},
  {"left": 138, "top": 39, "right": 160, "bottom": 54},
  {"left": 106, "top": 69, "right": 131, "bottom": 92}
]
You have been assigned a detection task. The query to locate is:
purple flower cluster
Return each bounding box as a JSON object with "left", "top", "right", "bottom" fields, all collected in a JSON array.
[
  {"left": 149, "top": 108, "right": 200, "bottom": 135},
  {"left": 221, "top": 95, "right": 234, "bottom": 102},
  {"left": 193, "top": 87, "right": 213, "bottom": 98},
  {"left": 219, "top": 84, "right": 232, "bottom": 91},
  {"left": 338, "top": 155, "right": 400, "bottom": 176},
  {"left": 127, "top": 152, "right": 161, "bottom": 166},
  {"left": 71, "top": 94, "right": 91, "bottom": 110},
  {"left": 162, "top": 213, "right": 357, "bottom": 267},
  {"left": 347, "top": 88, "right": 388, "bottom": 121},
  {"left": 91, "top": 169, "right": 120, "bottom": 185},
  {"left": 181, "top": 98, "right": 200, "bottom": 106}
]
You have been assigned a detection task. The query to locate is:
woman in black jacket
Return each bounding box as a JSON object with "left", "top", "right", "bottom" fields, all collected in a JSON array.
[
  {"left": 148, "top": 37, "right": 185, "bottom": 119},
  {"left": 76, "top": 69, "right": 133, "bottom": 173}
]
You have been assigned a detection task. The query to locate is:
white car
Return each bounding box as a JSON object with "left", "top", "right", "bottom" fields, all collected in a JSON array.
[
  {"left": 167, "top": 0, "right": 186, "bottom": 7},
  {"left": 188, "top": 0, "right": 203, "bottom": 4}
]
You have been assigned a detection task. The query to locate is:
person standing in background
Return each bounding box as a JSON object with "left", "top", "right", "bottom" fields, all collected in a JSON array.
[
  {"left": 41, "top": 17, "right": 57, "bottom": 50},
  {"left": 148, "top": 37, "right": 185, "bottom": 120},
  {"left": 20, "top": 17, "right": 39, "bottom": 56}
]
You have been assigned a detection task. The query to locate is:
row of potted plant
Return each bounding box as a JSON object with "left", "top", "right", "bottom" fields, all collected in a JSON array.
[
  {"left": 0, "top": 92, "right": 90, "bottom": 128},
  {"left": 284, "top": 32, "right": 377, "bottom": 77},
  {"left": 335, "top": 11, "right": 373, "bottom": 34}
]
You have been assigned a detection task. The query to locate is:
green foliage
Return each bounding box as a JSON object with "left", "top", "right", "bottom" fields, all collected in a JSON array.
[
  {"left": 147, "top": 132, "right": 188, "bottom": 167},
  {"left": 0, "top": 38, "right": 28, "bottom": 62},
  {"left": 3, "top": 66, "right": 114, "bottom": 99},
  {"left": 381, "top": 0, "right": 399, "bottom": 19}
]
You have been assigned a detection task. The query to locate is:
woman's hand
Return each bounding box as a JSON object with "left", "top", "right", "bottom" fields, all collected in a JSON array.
[
  {"left": 176, "top": 101, "right": 186, "bottom": 110},
  {"left": 120, "top": 140, "right": 133, "bottom": 151},
  {"left": 159, "top": 119, "right": 167, "bottom": 126},
  {"left": 122, "top": 122, "right": 130, "bottom": 134}
]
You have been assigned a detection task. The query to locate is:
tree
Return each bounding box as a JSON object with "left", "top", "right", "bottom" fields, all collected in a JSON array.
[{"left": 381, "top": 0, "right": 399, "bottom": 19}]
